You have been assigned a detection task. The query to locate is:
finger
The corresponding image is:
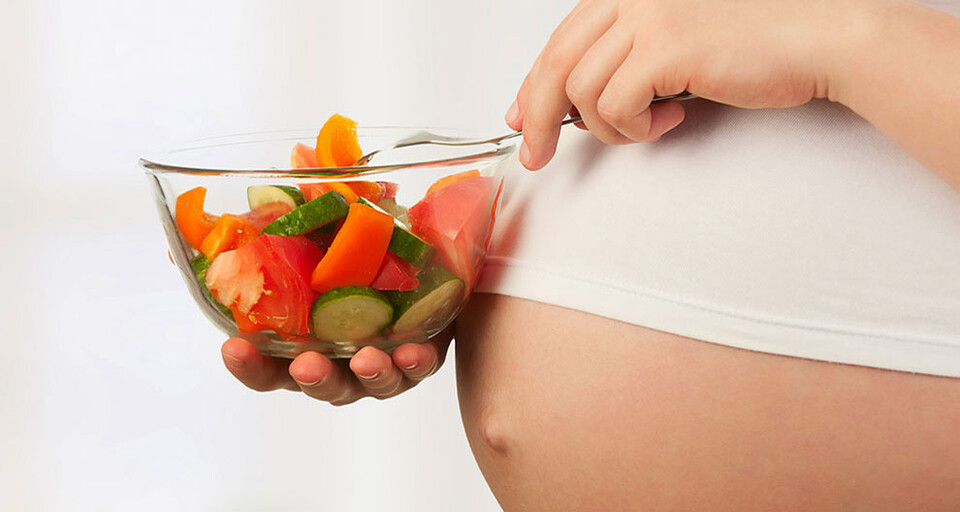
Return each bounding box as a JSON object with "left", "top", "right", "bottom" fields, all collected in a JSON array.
[
  {"left": 289, "top": 351, "right": 366, "bottom": 405},
  {"left": 598, "top": 54, "right": 687, "bottom": 142},
  {"left": 391, "top": 328, "right": 453, "bottom": 382},
  {"left": 568, "top": 106, "right": 588, "bottom": 130},
  {"left": 521, "top": 3, "right": 618, "bottom": 170},
  {"left": 509, "top": 0, "right": 593, "bottom": 130},
  {"left": 221, "top": 338, "right": 298, "bottom": 392},
  {"left": 565, "top": 25, "right": 635, "bottom": 145},
  {"left": 507, "top": 56, "right": 540, "bottom": 131},
  {"left": 349, "top": 346, "right": 407, "bottom": 399}
]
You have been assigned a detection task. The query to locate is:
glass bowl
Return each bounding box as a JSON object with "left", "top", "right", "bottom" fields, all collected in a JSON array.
[{"left": 142, "top": 127, "right": 516, "bottom": 358}]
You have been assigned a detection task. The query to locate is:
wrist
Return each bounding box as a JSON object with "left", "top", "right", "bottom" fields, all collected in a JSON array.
[{"left": 817, "top": 0, "right": 892, "bottom": 108}]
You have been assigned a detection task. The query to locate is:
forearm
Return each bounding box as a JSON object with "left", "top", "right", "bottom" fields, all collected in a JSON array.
[{"left": 828, "top": 0, "right": 960, "bottom": 189}]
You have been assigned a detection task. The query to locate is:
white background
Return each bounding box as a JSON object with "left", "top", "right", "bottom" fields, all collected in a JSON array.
[{"left": 0, "top": 1, "right": 573, "bottom": 510}]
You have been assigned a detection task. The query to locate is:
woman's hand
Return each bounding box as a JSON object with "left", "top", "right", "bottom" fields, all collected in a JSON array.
[
  {"left": 220, "top": 329, "right": 452, "bottom": 405},
  {"left": 507, "top": 0, "right": 863, "bottom": 170}
]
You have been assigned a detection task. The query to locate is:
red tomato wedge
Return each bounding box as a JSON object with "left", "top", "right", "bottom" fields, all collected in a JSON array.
[
  {"left": 175, "top": 186, "right": 219, "bottom": 251},
  {"left": 291, "top": 142, "right": 319, "bottom": 169},
  {"left": 407, "top": 176, "right": 499, "bottom": 290},
  {"left": 205, "top": 247, "right": 265, "bottom": 315},
  {"left": 370, "top": 252, "right": 421, "bottom": 291},
  {"left": 242, "top": 201, "right": 293, "bottom": 231},
  {"left": 377, "top": 181, "right": 398, "bottom": 200},
  {"left": 310, "top": 202, "right": 394, "bottom": 294},
  {"left": 206, "top": 235, "right": 324, "bottom": 336}
]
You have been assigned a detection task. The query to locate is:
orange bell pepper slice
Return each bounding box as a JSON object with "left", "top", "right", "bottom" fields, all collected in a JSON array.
[
  {"left": 310, "top": 202, "right": 394, "bottom": 294},
  {"left": 426, "top": 169, "right": 480, "bottom": 196},
  {"left": 298, "top": 181, "right": 360, "bottom": 204},
  {"left": 346, "top": 181, "right": 385, "bottom": 202},
  {"left": 315, "top": 114, "right": 363, "bottom": 167},
  {"left": 175, "top": 186, "right": 219, "bottom": 251},
  {"left": 199, "top": 214, "right": 259, "bottom": 261}
]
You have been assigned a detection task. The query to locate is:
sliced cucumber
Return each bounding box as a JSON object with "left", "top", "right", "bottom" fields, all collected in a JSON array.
[
  {"left": 388, "top": 226, "right": 435, "bottom": 268},
  {"left": 358, "top": 197, "right": 434, "bottom": 268},
  {"left": 384, "top": 265, "right": 464, "bottom": 333},
  {"left": 191, "top": 254, "right": 234, "bottom": 320},
  {"left": 311, "top": 286, "right": 394, "bottom": 341},
  {"left": 263, "top": 190, "right": 349, "bottom": 236},
  {"left": 247, "top": 185, "right": 305, "bottom": 209}
]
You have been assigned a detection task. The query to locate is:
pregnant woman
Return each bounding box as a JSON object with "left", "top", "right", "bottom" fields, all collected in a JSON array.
[{"left": 222, "top": 0, "right": 960, "bottom": 509}]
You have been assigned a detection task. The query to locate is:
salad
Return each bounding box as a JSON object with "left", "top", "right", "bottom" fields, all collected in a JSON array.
[{"left": 174, "top": 114, "right": 502, "bottom": 346}]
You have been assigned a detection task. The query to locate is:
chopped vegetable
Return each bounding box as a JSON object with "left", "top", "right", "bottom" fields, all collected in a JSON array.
[
  {"left": 370, "top": 252, "right": 421, "bottom": 291},
  {"left": 206, "top": 235, "right": 324, "bottom": 336},
  {"left": 315, "top": 113, "right": 363, "bottom": 167},
  {"left": 310, "top": 202, "right": 395, "bottom": 294},
  {"left": 407, "top": 175, "right": 498, "bottom": 289},
  {"left": 241, "top": 201, "right": 294, "bottom": 232},
  {"left": 310, "top": 286, "right": 394, "bottom": 341},
  {"left": 426, "top": 169, "right": 480, "bottom": 196},
  {"left": 291, "top": 142, "right": 319, "bottom": 168},
  {"left": 191, "top": 254, "right": 234, "bottom": 320},
  {"left": 247, "top": 185, "right": 304, "bottom": 210},
  {"left": 199, "top": 213, "right": 259, "bottom": 261},
  {"left": 175, "top": 186, "right": 219, "bottom": 250},
  {"left": 384, "top": 265, "right": 464, "bottom": 334},
  {"left": 262, "top": 191, "right": 350, "bottom": 237}
]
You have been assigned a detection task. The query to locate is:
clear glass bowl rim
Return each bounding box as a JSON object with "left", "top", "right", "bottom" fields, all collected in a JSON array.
[{"left": 139, "top": 126, "right": 518, "bottom": 177}]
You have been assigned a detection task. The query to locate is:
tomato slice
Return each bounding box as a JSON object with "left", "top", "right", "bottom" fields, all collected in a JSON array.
[
  {"left": 377, "top": 181, "right": 399, "bottom": 201},
  {"left": 291, "top": 142, "right": 319, "bottom": 169},
  {"left": 407, "top": 176, "right": 498, "bottom": 289},
  {"left": 206, "top": 235, "right": 324, "bottom": 336},
  {"left": 370, "top": 252, "right": 421, "bottom": 291},
  {"left": 242, "top": 201, "right": 293, "bottom": 231}
]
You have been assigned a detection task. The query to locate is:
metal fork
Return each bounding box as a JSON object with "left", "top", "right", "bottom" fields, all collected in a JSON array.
[{"left": 354, "top": 93, "right": 697, "bottom": 165}]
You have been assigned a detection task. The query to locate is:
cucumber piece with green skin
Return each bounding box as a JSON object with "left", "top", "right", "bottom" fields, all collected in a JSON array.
[
  {"left": 384, "top": 265, "right": 464, "bottom": 334},
  {"left": 191, "top": 254, "right": 234, "bottom": 320},
  {"left": 311, "top": 286, "right": 394, "bottom": 341},
  {"left": 263, "top": 190, "right": 349, "bottom": 236},
  {"left": 247, "top": 185, "right": 305, "bottom": 209},
  {"left": 387, "top": 226, "right": 435, "bottom": 268},
  {"left": 358, "top": 197, "right": 435, "bottom": 268}
]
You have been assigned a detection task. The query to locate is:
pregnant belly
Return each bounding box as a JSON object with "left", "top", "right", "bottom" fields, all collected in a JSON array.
[{"left": 454, "top": 294, "right": 960, "bottom": 512}]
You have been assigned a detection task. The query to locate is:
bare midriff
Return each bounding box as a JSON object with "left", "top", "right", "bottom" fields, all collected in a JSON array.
[{"left": 454, "top": 294, "right": 960, "bottom": 512}]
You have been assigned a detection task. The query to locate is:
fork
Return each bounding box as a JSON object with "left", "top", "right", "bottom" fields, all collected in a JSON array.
[{"left": 354, "top": 92, "right": 697, "bottom": 165}]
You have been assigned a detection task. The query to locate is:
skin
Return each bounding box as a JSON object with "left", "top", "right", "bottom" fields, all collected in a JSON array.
[
  {"left": 456, "top": 295, "right": 960, "bottom": 511},
  {"left": 507, "top": 0, "right": 960, "bottom": 190},
  {"left": 222, "top": 0, "right": 960, "bottom": 507}
]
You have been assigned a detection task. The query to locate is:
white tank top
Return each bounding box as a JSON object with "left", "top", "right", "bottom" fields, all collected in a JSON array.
[{"left": 476, "top": 22, "right": 960, "bottom": 377}]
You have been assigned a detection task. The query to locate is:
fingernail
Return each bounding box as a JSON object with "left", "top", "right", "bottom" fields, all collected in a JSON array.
[
  {"left": 505, "top": 101, "right": 519, "bottom": 124},
  {"left": 519, "top": 142, "right": 531, "bottom": 167},
  {"left": 357, "top": 371, "right": 380, "bottom": 381},
  {"left": 295, "top": 376, "right": 323, "bottom": 387},
  {"left": 402, "top": 362, "right": 418, "bottom": 371},
  {"left": 222, "top": 353, "right": 244, "bottom": 370}
]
